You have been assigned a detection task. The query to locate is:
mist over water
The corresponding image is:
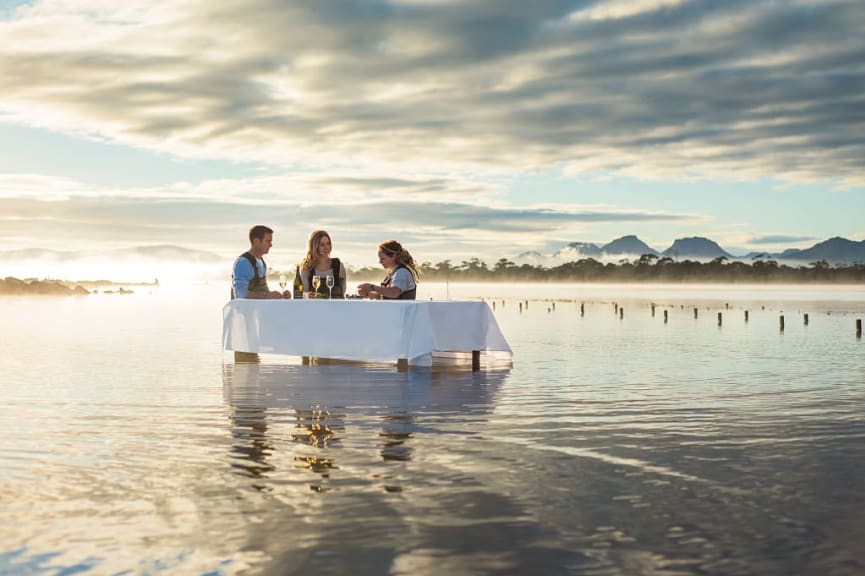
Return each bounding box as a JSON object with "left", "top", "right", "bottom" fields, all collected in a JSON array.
[
  {"left": 1, "top": 283, "right": 863, "bottom": 575},
  {"left": 0, "top": 258, "right": 222, "bottom": 287}
]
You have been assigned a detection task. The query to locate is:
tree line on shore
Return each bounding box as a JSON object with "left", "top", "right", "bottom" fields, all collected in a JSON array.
[
  {"left": 349, "top": 255, "right": 865, "bottom": 283},
  {"left": 0, "top": 277, "right": 90, "bottom": 295},
  {"left": 5, "top": 255, "right": 864, "bottom": 295}
]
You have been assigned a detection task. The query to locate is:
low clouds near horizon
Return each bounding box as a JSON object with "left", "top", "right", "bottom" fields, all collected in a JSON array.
[
  {"left": 1, "top": 0, "right": 863, "bottom": 186},
  {"left": 0, "top": 194, "right": 697, "bottom": 266}
]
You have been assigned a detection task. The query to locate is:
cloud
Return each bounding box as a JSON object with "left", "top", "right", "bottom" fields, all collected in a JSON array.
[
  {"left": 0, "top": 173, "right": 88, "bottom": 198},
  {"left": 749, "top": 234, "right": 817, "bottom": 245},
  {"left": 0, "top": 194, "right": 696, "bottom": 265},
  {"left": 0, "top": 0, "right": 863, "bottom": 185}
]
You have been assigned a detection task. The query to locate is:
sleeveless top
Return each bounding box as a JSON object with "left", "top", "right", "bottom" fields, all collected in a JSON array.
[
  {"left": 382, "top": 264, "right": 417, "bottom": 300},
  {"left": 305, "top": 257, "right": 345, "bottom": 299},
  {"left": 231, "top": 252, "right": 268, "bottom": 299}
]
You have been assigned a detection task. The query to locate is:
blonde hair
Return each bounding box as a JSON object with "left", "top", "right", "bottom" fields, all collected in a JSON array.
[
  {"left": 301, "top": 230, "right": 331, "bottom": 271},
  {"left": 379, "top": 240, "right": 420, "bottom": 282}
]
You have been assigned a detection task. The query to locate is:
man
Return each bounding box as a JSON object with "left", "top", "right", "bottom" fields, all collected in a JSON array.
[{"left": 232, "top": 225, "right": 290, "bottom": 299}]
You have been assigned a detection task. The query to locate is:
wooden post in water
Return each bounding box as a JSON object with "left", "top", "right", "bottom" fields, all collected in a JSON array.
[
  {"left": 552, "top": 302, "right": 556, "bottom": 311},
  {"left": 694, "top": 307, "right": 698, "bottom": 319},
  {"left": 663, "top": 309, "right": 668, "bottom": 323},
  {"left": 580, "top": 302, "right": 585, "bottom": 317},
  {"left": 717, "top": 312, "right": 722, "bottom": 326},
  {"left": 779, "top": 315, "right": 785, "bottom": 332},
  {"left": 492, "top": 301, "right": 496, "bottom": 311},
  {"left": 397, "top": 358, "right": 409, "bottom": 372},
  {"left": 619, "top": 307, "right": 624, "bottom": 319},
  {"left": 857, "top": 319, "right": 862, "bottom": 338},
  {"left": 745, "top": 310, "right": 749, "bottom": 323},
  {"left": 519, "top": 302, "right": 523, "bottom": 313},
  {"left": 472, "top": 350, "right": 481, "bottom": 371},
  {"left": 614, "top": 302, "right": 618, "bottom": 314},
  {"left": 804, "top": 313, "right": 809, "bottom": 326},
  {"left": 651, "top": 303, "right": 656, "bottom": 317},
  {"left": 525, "top": 300, "right": 529, "bottom": 310}
]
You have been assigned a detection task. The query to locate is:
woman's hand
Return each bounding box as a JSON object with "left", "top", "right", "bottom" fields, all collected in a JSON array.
[{"left": 357, "top": 283, "right": 373, "bottom": 297}]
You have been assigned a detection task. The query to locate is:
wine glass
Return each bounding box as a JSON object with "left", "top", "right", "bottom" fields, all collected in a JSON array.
[
  {"left": 311, "top": 275, "right": 321, "bottom": 296},
  {"left": 326, "top": 275, "right": 334, "bottom": 299},
  {"left": 278, "top": 273, "right": 287, "bottom": 291}
]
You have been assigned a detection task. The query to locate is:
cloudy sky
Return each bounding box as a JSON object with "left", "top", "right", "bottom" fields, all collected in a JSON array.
[{"left": 1, "top": 0, "right": 864, "bottom": 275}]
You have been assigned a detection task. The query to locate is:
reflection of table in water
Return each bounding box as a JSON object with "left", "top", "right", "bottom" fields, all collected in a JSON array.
[
  {"left": 223, "top": 363, "right": 510, "bottom": 491},
  {"left": 222, "top": 300, "right": 512, "bottom": 369}
]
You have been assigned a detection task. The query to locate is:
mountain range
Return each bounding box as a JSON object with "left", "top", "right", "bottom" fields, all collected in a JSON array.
[{"left": 515, "top": 236, "right": 865, "bottom": 266}]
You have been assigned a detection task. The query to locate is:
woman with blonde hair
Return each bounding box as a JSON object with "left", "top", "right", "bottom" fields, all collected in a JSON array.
[
  {"left": 300, "top": 230, "right": 347, "bottom": 298},
  {"left": 357, "top": 240, "right": 419, "bottom": 300}
]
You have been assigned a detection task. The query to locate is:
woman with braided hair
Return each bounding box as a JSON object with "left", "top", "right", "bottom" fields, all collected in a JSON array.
[{"left": 357, "top": 240, "right": 419, "bottom": 300}]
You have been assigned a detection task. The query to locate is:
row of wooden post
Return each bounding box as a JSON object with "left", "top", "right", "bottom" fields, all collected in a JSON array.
[{"left": 500, "top": 298, "right": 862, "bottom": 337}]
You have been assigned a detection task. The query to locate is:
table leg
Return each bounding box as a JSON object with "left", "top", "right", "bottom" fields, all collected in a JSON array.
[
  {"left": 234, "top": 351, "right": 260, "bottom": 363},
  {"left": 472, "top": 350, "right": 480, "bottom": 371}
]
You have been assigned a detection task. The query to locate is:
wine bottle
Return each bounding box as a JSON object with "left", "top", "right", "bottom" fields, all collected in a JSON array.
[{"left": 293, "top": 266, "right": 304, "bottom": 300}]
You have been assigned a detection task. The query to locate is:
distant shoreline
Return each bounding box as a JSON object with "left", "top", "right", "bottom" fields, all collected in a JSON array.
[
  {"left": 0, "top": 277, "right": 90, "bottom": 296},
  {"left": 346, "top": 258, "right": 865, "bottom": 284},
  {"left": 0, "top": 277, "right": 155, "bottom": 296}
]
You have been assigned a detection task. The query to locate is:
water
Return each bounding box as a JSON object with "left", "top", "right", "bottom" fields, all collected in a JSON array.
[{"left": 1, "top": 283, "right": 864, "bottom": 575}]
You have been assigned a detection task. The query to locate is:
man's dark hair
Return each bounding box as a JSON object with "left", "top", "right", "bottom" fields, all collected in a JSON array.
[{"left": 249, "top": 225, "right": 273, "bottom": 243}]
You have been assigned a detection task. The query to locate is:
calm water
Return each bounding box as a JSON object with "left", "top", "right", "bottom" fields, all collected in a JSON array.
[{"left": 1, "top": 283, "right": 864, "bottom": 575}]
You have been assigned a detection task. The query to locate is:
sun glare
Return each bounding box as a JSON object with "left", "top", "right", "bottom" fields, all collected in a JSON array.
[{"left": 0, "top": 258, "right": 225, "bottom": 286}]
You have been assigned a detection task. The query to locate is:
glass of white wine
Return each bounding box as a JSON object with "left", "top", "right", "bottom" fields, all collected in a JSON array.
[
  {"left": 326, "top": 275, "right": 334, "bottom": 299},
  {"left": 311, "top": 275, "right": 321, "bottom": 297},
  {"left": 278, "top": 274, "right": 287, "bottom": 291}
]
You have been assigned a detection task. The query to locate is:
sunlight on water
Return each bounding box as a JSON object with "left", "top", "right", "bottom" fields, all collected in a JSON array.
[{"left": 0, "top": 283, "right": 863, "bottom": 575}]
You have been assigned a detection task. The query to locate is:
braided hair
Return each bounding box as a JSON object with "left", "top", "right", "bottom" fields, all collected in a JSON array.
[{"left": 379, "top": 240, "right": 420, "bottom": 282}]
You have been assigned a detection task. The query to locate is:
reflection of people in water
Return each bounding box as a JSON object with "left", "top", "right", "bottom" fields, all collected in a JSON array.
[
  {"left": 224, "top": 362, "right": 510, "bottom": 495},
  {"left": 224, "top": 363, "right": 274, "bottom": 491}
]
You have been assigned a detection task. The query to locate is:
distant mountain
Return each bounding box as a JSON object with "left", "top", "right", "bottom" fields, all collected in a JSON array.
[
  {"left": 776, "top": 237, "right": 865, "bottom": 263},
  {"left": 513, "top": 250, "right": 547, "bottom": 266},
  {"left": 512, "top": 235, "right": 863, "bottom": 268},
  {"left": 662, "top": 237, "right": 732, "bottom": 260},
  {"left": 552, "top": 242, "right": 602, "bottom": 261},
  {"left": 601, "top": 235, "right": 658, "bottom": 256},
  {"left": 517, "top": 236, "right": 658, "bottom": 265}
]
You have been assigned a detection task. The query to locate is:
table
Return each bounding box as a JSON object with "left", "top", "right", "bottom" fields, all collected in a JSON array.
[{"left": 222, "top": 299, "right": 512, "bottom": 368}]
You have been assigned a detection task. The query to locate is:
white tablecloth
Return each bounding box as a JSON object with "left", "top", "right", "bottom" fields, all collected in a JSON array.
[{"left": 222, "top": 300, "right": 512, "bottom": 364}]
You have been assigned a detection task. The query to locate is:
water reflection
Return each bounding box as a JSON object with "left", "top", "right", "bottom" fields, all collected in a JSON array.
[
  {"left": 224, "top": 363, "right": 274, "bottom": 492},
  {"left": 292, "top": 406, "right": 344, "bottom": 486},
  {"left": 379, "top": 413, "right": 415, "bottom": 462},
  {"left": 222, "top": 362, "right": 509, "bottom": 495}
]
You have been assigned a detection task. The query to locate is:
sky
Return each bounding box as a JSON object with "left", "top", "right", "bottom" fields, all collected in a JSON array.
[{"left": 1, "top": 0, "right": 864, "bottom": 279}]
